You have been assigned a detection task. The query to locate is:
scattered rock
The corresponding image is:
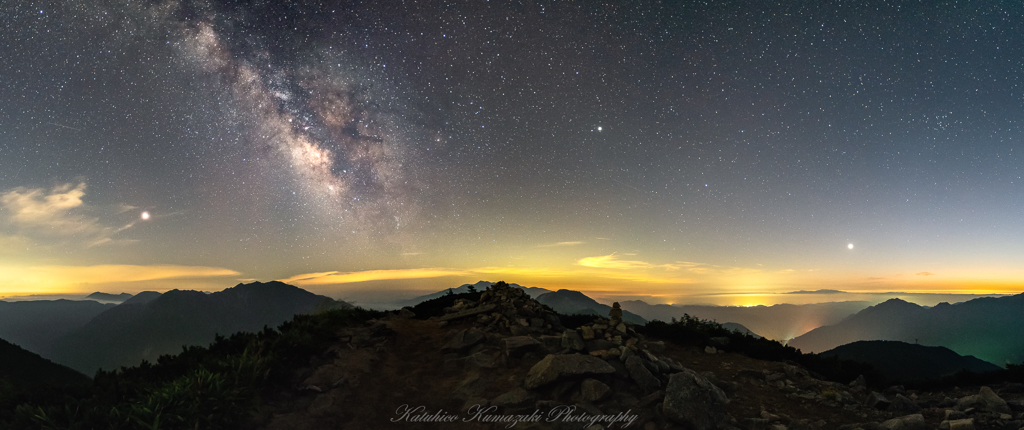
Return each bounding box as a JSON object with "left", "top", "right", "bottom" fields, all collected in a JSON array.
[
  {"left": 878, "top": 413, "right": 926, "bottom": 430},
  {"left": 625, "top": 356, "right": 661, "bottom": 393},
  {"left": 577, "top": 378, "right": 612, "bottom": 402},
  {"left": 663, "top": 369, "right": 732, "bottom": 430},
  {"left": 956, "top": 386, "right": 1011, "bottom": 414},
  {"left": 891, "top": 393, "right": 921, "bottom": 413},
  {"left": 502, "top": 336, "right": 541, "bottom": 357},
  {"left": 939, "top": 418, "right": 975, "bottom": 430},
  {"left": 524, "top": 354, "right": 615, "bottom": 389},
  {"left": 865, "top": 391, "right": 891, "bottom": 410},
  {"left": 538, "top": 335, "right": 563, "bottom": 352},
  {"left": 439, "top": 303, "right": 497, "bottom": 321}
]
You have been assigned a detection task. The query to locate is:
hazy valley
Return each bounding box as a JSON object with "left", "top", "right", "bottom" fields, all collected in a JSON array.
[{"left": 2, "top": 281, "right": 1024, "bottom": 429}]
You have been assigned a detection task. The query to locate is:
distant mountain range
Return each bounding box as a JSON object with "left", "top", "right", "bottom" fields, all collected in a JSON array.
[
  {"left": 85, "top": 292, "right": 134, "bottom": 302},
  {"left": 50, "top": 281, "right": 350, "bottom": 375},
  {"left": 399, "top": 283, "right": 868, "bottom": 340},
  {"left": 821, "top": 340, "right": 1002, "bottom": 383},
  {"left": 789, "top": 295, "right": 1024, "bottom": 366},
  {"left": 535, "top": 289, "right": 647, "bottom": 324},
  {"left": 618, "top": 300, "right": 872, "bottom": 342},
  {"left": 0, "top": 299, "right": 116, "bottom": 357}
]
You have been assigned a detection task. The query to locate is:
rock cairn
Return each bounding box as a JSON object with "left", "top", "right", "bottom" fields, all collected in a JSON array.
[
  {"left": 436, "top": 282, "right": 738, "bottom": 429},
  {"left": 439, "top": 281, "right": 565, "bottom": 336}
]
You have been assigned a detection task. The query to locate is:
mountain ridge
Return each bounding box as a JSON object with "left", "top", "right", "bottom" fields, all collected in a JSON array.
[
  {"left": 820, "top": 340, "right": 1002, "bottom": 383},
  {"left": 50, "top": 281, "right": 350, "bottom": 375},
  {"left": 789, "top": 293, "right": 1024, "bottom": 366}
]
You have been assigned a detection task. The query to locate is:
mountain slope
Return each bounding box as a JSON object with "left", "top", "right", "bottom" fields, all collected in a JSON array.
[
  {"left": 619, "top": 300, "right": 872, "bottom": 342},
  {"left": 0, "top": 335, "right": 90, "bottom": 392},
  {"left": 0, "top": 299, "right": 116, "bottom": 357},
  {"left": 789, "top": 295, "right": 1024, "bottom": 366},
  {"left": 820, "top": 340, "right": 1002, "bottom": 382},
  {"left": 721, "top": 322, "right": 762, "bottom": 338},
  {"left": 50, "top": 281, "right": 350, "bottom": 375},
  {"left": 535, "top": 289, "right": 647, "bottom": 324}
]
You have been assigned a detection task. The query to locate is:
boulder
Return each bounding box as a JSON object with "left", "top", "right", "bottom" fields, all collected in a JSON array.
[
  {"left": 562, "top": 329, "right": 586, "bottom": 351},
  {"left": 939, "top": 418, "right": 975, "bottom": 430},
  {"left": 502, "top": 336, "right": 541, "bottom": 357},
  {"left": 581, "top": 326, "right": 596, "bottom": 340},
  {"left": 524, "top": 354, "right": 615, "bottom": 389},
  {"left": 538, "top": 335, "right": 563, "bottom": 352},
  {"left": 956, "top": 386, "right": 1011, "bottom": 414},
  {"left": 619, "top": 346, "right": 635, "bottom": 361},
  {"left": 586, "top": 339, "right": 618, "bottom": 352},
  {"left": 625, "top": 356, "right": 661, "bottom": 393},
  {"left": 577, "top": 378, "right": 612, "bottom": 402},
  {"left": 865, "top": 391, "right": 891, "bottom": 410},
  {"left": 662, "top": 370, "right": 732, "bottom": 429},
  {"left": 878, "top": 414, "right": 926, "bottom": 430},
  {"left": 891, "top": 393, "right": 921, "bottom": 413},
  {"left": 439, "top": 304, "right": 497, "bottom": 321}
]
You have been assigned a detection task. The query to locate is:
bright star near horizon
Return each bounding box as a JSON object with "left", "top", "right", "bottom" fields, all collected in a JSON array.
[
  {"left": 141, "top": 211, "right": 150, "bottom": 220},
  {"left": 848, "top": 243, "right": 854, "bottom": 250}
]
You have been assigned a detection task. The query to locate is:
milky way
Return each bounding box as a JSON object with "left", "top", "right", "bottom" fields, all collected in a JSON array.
[
  {"left": 172, "top": 9, "right": 422, "bottom": 243},
  {"left": 3, "top": 0, "right": 1024, "bottom": 299}
]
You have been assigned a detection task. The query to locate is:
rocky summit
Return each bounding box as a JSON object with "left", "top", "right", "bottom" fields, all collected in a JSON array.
[{"left": 253, "top": 282, "right": 1024, "bottom": 429}]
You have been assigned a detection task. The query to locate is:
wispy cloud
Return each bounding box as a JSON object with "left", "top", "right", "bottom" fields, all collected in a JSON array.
[
  {"left": 1, "top": 183, "right": 97, "bottom": 234},
  {"left": 577, "top": 254, "right": 655, "bottom": 270},
  {"left": 0, "top": 264, "right": 240, "bottom": 294},
  {"left": 0, "top": 183, "right": 141, "bottom": 247},
  {"left": 916, "top": 272, "right": 935, "bottom": 276},
  {"left": 278, "top": 268, "right": 470, "bottom": 285},
  {"left": 539, "top": 241, "right": 584, "bottom": 247}
]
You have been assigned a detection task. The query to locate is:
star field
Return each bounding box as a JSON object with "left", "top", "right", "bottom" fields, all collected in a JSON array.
[{"left": 2, "top": 0, "right": 1024, "bottom": 303}]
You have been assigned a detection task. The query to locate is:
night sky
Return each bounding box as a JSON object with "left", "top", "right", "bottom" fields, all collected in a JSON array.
[{"left": 3, "top": 0, "right": 1023, "bottom": 305}]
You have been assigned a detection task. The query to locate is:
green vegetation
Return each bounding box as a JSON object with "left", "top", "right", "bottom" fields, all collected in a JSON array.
[
  {"left": 0, "top": 307, "right": 383, "bottom": 430},
  {"left": 908, "top": 362, "right": 1024, "bottom": 391},
  {"left": 639, "top": 313, "right": 884, "bottom": 388}
]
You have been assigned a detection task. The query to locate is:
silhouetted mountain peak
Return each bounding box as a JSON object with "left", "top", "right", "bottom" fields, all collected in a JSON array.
[
  {"left": 122, "top": 291, "right": 161, "bottom": 305},
  {"left": 852, "top": 298, "right": 923, "bottom": 318},
  {"left": 821, "top": 340, "right": 1002, "bottom": 382},
  {"left": 536, "top": 289, "right": 647, "bottom": 324},
  {"left": 552, "top": 289, "right": 590, "bottom": 298},
  {"left": 51, "top": 281, "right": 349, "bottom": 374}
]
